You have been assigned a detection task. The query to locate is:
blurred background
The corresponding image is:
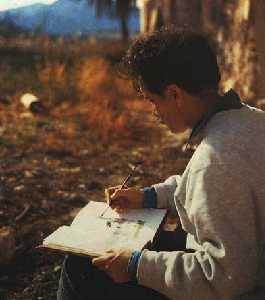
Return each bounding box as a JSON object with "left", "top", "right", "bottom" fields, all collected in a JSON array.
[{"left": 0, "top": 1, "right": 264, "bottom": 299}]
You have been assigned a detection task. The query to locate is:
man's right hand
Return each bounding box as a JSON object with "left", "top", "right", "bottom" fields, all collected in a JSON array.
[{"left": 105, "top": 186, "right": 144, "bottom": 209}]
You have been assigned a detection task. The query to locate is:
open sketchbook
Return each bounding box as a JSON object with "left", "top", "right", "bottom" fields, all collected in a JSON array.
[{"left": 41, "top": 201, "right": 167, "bottom": 257}]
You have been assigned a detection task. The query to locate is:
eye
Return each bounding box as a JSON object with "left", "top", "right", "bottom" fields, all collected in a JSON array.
[
  {"left": 144, "top": 97, "right": 155, "bottom": 104},
  {"left": 146, "top": 97, "right": 155, "bottom": 104}
]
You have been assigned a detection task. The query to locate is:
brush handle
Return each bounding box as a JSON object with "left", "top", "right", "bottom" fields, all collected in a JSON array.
[
  {"left": 120, "top": 168, "right": 135, "bottom": 189},
  {"left": 106, "top": 163, "right": 141, "bottom": 210}
]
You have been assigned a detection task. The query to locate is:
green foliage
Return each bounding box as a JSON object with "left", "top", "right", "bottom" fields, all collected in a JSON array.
[
  {"left": 89, "top": 0, "right": 136, "bottom": 18},
  {"left": 81, "top": 0, "right": 137, "bottom": 41},
  {"left": 0, "top": 48, "right": 43, "bottom": 95}
]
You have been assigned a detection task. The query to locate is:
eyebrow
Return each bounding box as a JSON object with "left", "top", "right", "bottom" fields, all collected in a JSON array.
[{"left": 146, "top": 97, "right": 155, "bottom": 103}]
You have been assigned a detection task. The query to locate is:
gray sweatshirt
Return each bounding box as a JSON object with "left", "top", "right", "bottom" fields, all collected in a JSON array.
[{"left": 137, "top": 105, "right": 265, "bottom": 300}]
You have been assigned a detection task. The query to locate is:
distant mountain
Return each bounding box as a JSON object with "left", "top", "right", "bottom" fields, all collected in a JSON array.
[{"left": 0, "top": 0, "right": 140, "bottom": 36}]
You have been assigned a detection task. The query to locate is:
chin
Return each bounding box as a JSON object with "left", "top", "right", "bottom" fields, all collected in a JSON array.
[
  {"left": 172, "top": 126, "right": 186, "bottom": 134},
  {"left": 157, "top": 117, "right": 167, "bottom": 127}
]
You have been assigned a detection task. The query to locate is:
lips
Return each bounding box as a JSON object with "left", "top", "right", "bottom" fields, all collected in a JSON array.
[{"left": 153, "top": 111, "right": 165, "bottom": 124}]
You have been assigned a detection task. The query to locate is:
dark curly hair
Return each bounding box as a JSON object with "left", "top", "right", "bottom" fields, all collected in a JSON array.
[{"left": 120, "top": 27, "right": 221, "bottom": 95}]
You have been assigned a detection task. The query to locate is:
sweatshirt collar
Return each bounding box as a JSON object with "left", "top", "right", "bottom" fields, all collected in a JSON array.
[{"left": 186, "top": 89, "right": 243, "bottom": 149}]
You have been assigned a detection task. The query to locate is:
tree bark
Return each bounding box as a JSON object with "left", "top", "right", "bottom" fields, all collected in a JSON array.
[
  {"left": 216, "top": 0, "right": 256, "bottom": 101},
  {"left": 254, "top": 0, "right": 265, "bottom": 98},
  {"left": 201, "top": 0, "right": 225, "bottom": 32},
  {"left": 169, "top": 0, "right": 201, "bottom": 29},
  {"left": 140, "top": 0, "right": 160, "bottom": 33},
  {"left": 120, "top": 14, "right": 129, "bottom": 42},
  {"left": 162, "top": 0, "right": 177, "bottom": 26},
  {"left": 116, "top": 0, "right": 130, "bottom": 42}
]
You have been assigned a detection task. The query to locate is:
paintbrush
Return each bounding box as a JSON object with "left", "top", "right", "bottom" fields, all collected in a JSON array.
[{"left": 100, "top": 160, "right": 143, "bottom": 217}]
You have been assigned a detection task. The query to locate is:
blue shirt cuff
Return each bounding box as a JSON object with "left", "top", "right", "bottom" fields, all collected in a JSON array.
[
  {"left": 127, "top": 251, "right": 141, "bottom": 282},
  {"left": 143, "top": 187, "right": 157, "bottom": 208}
]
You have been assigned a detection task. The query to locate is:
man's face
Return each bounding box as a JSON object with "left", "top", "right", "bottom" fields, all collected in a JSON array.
[{"left": 140, "top": 87, "right": 187, "bottom": 133}]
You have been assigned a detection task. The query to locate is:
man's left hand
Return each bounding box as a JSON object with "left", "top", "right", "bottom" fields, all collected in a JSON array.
[{"left": 92, "top": 248, "right": 134, "bottom": 283}]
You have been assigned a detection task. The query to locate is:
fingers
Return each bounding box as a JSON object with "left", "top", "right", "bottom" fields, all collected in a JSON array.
[
  {"left": 111, "top": 189, "right": 129, "bottom": 203},
  {"left": 92, "top": 251, "right": 114, "bottom": 267},
  {"left": 105, "top": 187, "right": 143, "bottom": 209},
  {"left": 105, "top": 187, "right": 130, "bottom": 207},
  {"left": 113, "top": 207, "right": 125, "bottom": 214},
  {"left": 105, "top": 186, "right": 122, "bottom": 205},
  {"left": 92, "top": 250, "right": 117, "bottom": 272}
]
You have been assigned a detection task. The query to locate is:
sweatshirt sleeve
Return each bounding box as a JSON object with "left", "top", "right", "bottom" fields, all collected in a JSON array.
[
  {"left": 152, "top": 175, "right": 181, "bottom": 216},
  {"left": 136, "top": 163, "right": 258, "bottom": 300}
]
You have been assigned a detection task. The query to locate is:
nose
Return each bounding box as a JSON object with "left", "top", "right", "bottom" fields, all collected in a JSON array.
[
  {"left": 153, "top": 110, "right": 159, "bottom": 118},
  {"left": 152, "top": 110, "right": 162, "bottom": 122}
]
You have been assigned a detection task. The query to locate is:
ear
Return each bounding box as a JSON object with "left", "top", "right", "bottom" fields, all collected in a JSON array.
[{"left": 164, "top": 84, "right": 183, "bottom": 108}]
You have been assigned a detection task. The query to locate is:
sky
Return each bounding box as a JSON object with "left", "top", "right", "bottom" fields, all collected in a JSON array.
[{"left": 0, "top": 0, "right": 58, "bottom": 11}]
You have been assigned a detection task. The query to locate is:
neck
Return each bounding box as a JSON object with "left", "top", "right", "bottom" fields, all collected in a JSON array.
[{"left": 184, "top": 89, "right": 221, "bottom": 128}]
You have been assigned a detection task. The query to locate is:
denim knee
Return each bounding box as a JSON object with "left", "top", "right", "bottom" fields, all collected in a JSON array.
[{"left": 57, "top": 255, "right": 92, "bottom": 300}]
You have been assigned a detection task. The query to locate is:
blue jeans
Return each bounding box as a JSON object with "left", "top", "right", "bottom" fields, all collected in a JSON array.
[{"left": 57, "top": 228, "right": 187, "bottom": 300}]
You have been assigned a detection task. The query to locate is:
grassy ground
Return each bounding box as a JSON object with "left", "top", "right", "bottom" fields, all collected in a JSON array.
[{"left": 1, "top": 104, "right": 191, "bottom": 300}]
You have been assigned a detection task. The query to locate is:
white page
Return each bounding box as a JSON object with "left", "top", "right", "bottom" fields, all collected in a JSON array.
[
  {"left": 43, "top": 226, "right": 109, "bottom": 255},
  {"left": 103, "top": 206, "right": 166, "bottom": 231},
  {"left": 44, "top": 222, "right": 152, "bottom": 253},
  {"left": 44, "top": 201, "right": 166, "bottom": 255},
  {"left": 71, "top": 201, "right": 166, "bottom": 232}
]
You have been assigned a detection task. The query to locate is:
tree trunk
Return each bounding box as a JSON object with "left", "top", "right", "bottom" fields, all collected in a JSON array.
[
  {"left": 120, "top": 14, "right": 129, "bottom": 42},
  {"left": 116, "top": 0, "right": 130, "bottom": 42},
  {"left": 138, "top": 0, "right": 259, "bottom": 101},
  {"left": 139, "top": 0, "right": 202, "bottom": 33},
  {"left": 162, "top": 0, "right": 177, "bottom": 26},
  {"left": 254, "top": 0, "right": 265, "bottom": 99},
  {"left": 201, "top": 0, "right": 225, "bottom": 32},
  {"left": 159, "top": 0, "right": 202, "bottom": 30},
  {"left": 139, "top": 0, "right": 160, "bottom": 33},
  {"left": 216, "top": 0, "right": 256, "bottom": 101}
]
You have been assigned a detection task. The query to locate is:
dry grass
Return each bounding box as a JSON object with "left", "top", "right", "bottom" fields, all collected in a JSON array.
[
  {"left": 0, "top": 37, "right": 150, "bottom": 142},
  {"left": 76, "top": 56, "right": 136, "bottom": 139},
  {"left": 0, "top": 33, "right": 261, "bottom": 145}
]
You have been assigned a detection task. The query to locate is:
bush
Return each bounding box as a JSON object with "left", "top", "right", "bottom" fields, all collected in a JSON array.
[{"left": 76, "top": 56, "right": 134, "bottom": 140}]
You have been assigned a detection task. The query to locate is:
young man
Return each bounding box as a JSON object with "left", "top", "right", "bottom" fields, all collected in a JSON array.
[{"left": 57, "top": 28, "right": 265, "bottom": 299}]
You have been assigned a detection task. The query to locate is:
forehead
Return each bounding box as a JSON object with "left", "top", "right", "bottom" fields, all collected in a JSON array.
[
  {"left": 141, "top": 90, "right": 164, "bottom": 105},
  {"left": 137, "top": 81, "right": 160, "bottom": 97}
]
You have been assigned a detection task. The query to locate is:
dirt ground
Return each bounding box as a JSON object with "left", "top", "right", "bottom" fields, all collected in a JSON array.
[{"left": 0, "top": 98, "right": 191, "bottom": 300}]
